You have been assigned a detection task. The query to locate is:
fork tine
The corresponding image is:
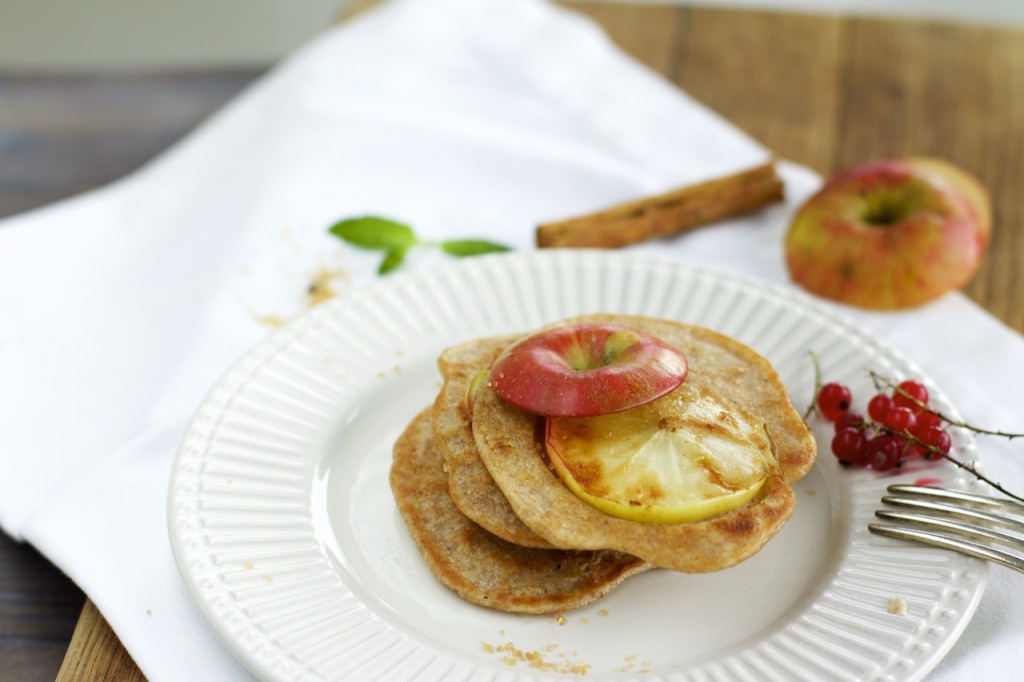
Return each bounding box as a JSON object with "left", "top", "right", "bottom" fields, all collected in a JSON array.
[
  {"left": 875, "top": 509, "right": 1024, "bottom": 548},
  {"left": 872, "top": 485, "right": 1024, "bottom": 574},
  {"left": 879, "top": 496, "right": 1024, "bottom": 533},
  {"left": 869, "top": 523, "right": 1024, "bottom": 574},
  {"left": 886, "top": 484, "right": 1024, "bottom": 514}
]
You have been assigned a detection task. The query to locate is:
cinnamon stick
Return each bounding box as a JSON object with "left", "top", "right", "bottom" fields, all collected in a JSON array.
[{"left": 535, "top": 162, "right": 784, "bottom": 249}]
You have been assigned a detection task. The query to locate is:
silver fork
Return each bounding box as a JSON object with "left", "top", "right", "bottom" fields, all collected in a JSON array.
[{"left": 868, "top": 484, "right": 1024, "bottom": 574}]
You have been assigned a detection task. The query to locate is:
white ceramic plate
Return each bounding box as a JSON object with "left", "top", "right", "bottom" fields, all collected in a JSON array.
[{"left": 169, "top": 251, "right": 986, "bottom": 682}]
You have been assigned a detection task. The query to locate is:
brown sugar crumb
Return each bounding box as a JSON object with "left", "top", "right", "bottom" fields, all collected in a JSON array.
[
  {"left": 307, "top": 267, "right": 350, "bottom": 307},
  {"left": 525, "top": 650, "right": 558, "bottom": 672},
  {"left": 887, "top": 595, "right": 908, "bottom": 615},
  {"left": 555, "top": 613, "right": 567, "bottom": 625},
  {"left": 255, "top": 314, "right": 287, "bottom": 328},
  {"left": 482, "top": 641, "right": 591, "bottom": 676}
]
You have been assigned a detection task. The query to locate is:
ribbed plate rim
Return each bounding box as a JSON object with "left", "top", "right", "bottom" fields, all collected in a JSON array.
[{"left": 168, "top": 250, "right": 987, "bottom": 682}]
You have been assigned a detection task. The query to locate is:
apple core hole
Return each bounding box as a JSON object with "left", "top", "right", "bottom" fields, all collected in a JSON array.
[
  {"left": 859, "top": 187, "right": 914, "bottom": 227},
  {"left": 863, "top": 208, "right": 904, "bottom": 227}
]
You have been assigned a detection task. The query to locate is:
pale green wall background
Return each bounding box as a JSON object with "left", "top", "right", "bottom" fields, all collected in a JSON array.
[
  {"left": 0, "top": 0, "right": 347, "bottom": 70},
  {"left": 0, "top": 0, "right": 1022, "bottom": 70}
]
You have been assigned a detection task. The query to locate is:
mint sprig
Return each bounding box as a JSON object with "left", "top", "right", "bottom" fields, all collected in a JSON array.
[
  {"left": 330, "top": 217, "right": 417, "bottom": 250},
  {"left": 329, "top": 216, "right": 511, "bottom": 274}
]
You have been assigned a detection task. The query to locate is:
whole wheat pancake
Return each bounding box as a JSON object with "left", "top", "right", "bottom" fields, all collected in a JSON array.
[
  {"left": 390, "top": 408, "right": 649, "bottom": 614},
  {"left": 432, "top": 335, "right": 553, "bottom": 548},
  {"left": 471, "top": 313, "right": 816, "bottom": 573}
]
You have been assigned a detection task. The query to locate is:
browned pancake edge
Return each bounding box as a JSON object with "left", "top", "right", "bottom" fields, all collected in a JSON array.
[
  {"left": 432, "top": 334, "right": 554, "bottom": 549},
  {"left": 390, "top": 408, "right": 650, "bottom": 614}
]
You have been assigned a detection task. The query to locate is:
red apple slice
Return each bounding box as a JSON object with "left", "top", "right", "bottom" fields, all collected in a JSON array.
[{"left": 487, "top": 323, "right": 688, "bottom": 418}]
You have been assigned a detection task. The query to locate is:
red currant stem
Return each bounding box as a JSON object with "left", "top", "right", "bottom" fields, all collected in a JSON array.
[
  {"left": 860, "top": 419, "right": 1024, "bottom": 504},
  {"left": 803, "top": 350, "right": 823, "bottom": 422},
  {"left": 868, "top": 370, "right": 1024, "bottom": 440},
  {"left": 915, "top": 449, "right": 1024, "bottom": 504}
]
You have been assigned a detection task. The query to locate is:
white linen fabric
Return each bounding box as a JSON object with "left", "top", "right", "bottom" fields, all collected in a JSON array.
[{"left": 1, "top": 0, "right": 1021, "bottom": 679}]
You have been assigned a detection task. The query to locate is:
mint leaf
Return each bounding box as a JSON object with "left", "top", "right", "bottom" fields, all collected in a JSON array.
[
  {"left": 378, "top": 247, "right": 407, "bottom": 275},
  {"left": 328, "top": 215, "right": 514, "bottom": 276},
  {"left": 329, "top": 216, "right": 418, "bottom": 250},
  {"left": 440, "top": 239, "right": 512, "bottom": 257}
]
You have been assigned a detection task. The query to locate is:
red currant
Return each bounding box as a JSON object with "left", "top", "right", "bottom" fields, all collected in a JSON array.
[
  {"left": 914, "top": 411, "right": 942, "bottom": 433},
  {"left": 866, "top": 434, "right": 902, "bottom": 471},
  {"left": 893, "top": 380, "right": 929, "bottom": 411},
  {"left": 918, "top": 426, "right": 952, "bottom": 459},
  {"left": 817, "top": 382, "right": 852, "bottom": 420},
  {"left": 831, "top": 428, "right": 868, "bottom": 464},
  {"left": 834, "top": 411, "right": 865, "bottom": 434},
  {"left": 884, "top": 406, "right": 917, "bottom": 434},
  {"left": 867, "top": 393, "right": 893, "bottom": 422}
]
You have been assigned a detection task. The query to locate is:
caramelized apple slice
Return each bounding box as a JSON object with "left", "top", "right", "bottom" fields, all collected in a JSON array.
[{"left": 545, "top": 384, "right": 775, "bottom": 524}]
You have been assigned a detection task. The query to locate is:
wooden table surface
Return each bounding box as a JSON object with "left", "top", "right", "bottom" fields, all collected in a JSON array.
[{"left": 1, "top": 4, "right": 1021, "bottom": 680}]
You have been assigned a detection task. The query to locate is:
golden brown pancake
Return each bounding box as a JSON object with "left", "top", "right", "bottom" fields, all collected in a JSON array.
[
  {"left": 471, "top": 314, "right": 816, "bottom": 573},
  {"left": 390, "top": 408, "right": 650, "bottom": 614},
  {"left": 432, "top": 336, "right": 554, "bottom": 548}
]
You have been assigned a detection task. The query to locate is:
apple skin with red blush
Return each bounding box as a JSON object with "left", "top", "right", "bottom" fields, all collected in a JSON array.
[
  {"left": 487, "top": 323, "right": 688, "bottom": 418},
  {"left": 785, "top": 157, "right": 990, "bottom": 310}
]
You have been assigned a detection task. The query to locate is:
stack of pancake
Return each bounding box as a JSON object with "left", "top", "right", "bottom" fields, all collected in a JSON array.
[{"left": 389, "top": 314, "right": 816, "bottom": 614}]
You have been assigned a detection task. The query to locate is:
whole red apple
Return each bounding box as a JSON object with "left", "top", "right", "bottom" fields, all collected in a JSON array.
[
  {"left": 904, "top": 156, "right": 991, "bottom": 242},
  {"left": 785, "top": 157, "right": 990, "bottom": 309},
  {"left": 488, "top": 323, "right": 687, "bottom": 418}
]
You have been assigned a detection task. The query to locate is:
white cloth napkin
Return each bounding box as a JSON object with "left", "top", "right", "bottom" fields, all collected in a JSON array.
[{"left": 1, "top": 0, "right": 1021, "bottom": 679}]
